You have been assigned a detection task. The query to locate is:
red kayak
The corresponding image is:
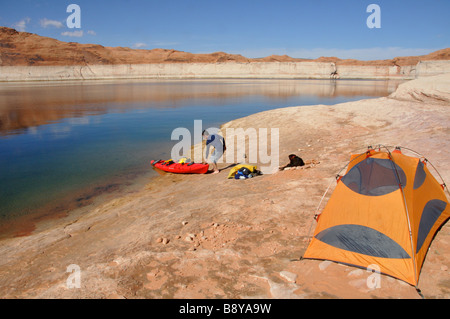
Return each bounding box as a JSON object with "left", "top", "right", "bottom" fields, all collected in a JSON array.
[{"left": 150, "top": 160, "right": 209, "bottom": 174}]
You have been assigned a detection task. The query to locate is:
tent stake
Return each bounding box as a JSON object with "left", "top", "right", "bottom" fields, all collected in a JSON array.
[{"left": 416, "top": 287, "right": 425, "bottom": 299}]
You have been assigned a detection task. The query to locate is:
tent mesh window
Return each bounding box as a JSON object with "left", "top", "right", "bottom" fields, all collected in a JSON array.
[
  {"left": 341, "top": 158, "right": 406, "bottom": 196},
  {"left": 413, "top": 161, "right": 427, "bottom": 190},
  {"left": 315, "top": 224, "right": 410, "bottom": 258},
  {"left": 416, "top": 199, "right": 447, "bottom": 253}
]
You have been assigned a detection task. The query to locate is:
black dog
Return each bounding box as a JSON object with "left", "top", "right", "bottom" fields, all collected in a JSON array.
[{"left": 280, "top": 154, "right": 305, "bottom": 170}]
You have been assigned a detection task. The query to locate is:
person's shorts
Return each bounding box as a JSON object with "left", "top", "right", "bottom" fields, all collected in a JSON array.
[{"left": 210, "top": 150, "right": 223, "bottom": 164}]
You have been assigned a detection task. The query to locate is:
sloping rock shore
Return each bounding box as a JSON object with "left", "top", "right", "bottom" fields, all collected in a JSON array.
[{"left": 0, "top": 74, "right": 448, "bottom": 299}]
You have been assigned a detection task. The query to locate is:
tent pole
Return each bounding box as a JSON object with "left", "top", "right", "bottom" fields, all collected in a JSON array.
[
  {"left": 298, "top": 177, "right": 335, "bottom": 260},
  {"left": 392, "top": 145, "right": 450, "bottom": 198},
  {"left": 297, "top": 149, "right": 368, "bottom": 260},
  {"left": 386, "top": 146, "right": 420, "bottom": 289}
]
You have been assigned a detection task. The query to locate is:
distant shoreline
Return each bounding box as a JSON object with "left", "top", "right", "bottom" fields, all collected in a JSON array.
[{"left": 1, "top": 60, "right": 450, "bottom": 82}]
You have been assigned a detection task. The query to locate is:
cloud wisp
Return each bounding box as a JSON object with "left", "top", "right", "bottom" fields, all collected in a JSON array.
[
  {"left": 12, "top": 17, "right": 31, "bottom": 32},
  {"left": 61, "top": 30, "right": 84, "bottom": 37},
  {"left": 133, "top": 42, "right": 148, "bottom": 49},
  {"left": 40, "top": 18, "right": 64, "bottom": 29}
]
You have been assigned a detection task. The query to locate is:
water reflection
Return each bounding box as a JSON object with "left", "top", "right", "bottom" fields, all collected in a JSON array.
[
  {"left": 0, "top": 79, "right": 403, "bottom": 135},
  {"left": 0, "top": 79, "right": 404, "bottom": 236}
]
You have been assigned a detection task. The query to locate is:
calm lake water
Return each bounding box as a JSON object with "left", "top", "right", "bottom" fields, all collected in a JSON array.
[{"left": 0, "top": 79, "right": 403, "bottom": 233}]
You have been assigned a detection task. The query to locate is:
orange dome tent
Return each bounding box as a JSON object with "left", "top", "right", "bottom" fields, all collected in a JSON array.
[{"left": 302, "top": 146, "right": 449, "bottom": 292}]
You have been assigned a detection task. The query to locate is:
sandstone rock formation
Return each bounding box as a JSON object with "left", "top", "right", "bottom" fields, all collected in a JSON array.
[{"left": 1, "top": 27, "right": 449, "bottom": 67}]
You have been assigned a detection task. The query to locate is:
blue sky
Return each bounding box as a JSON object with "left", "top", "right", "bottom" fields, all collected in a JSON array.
[{"left": 1, "top": 0, "right": 449, "bottom": 60}]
